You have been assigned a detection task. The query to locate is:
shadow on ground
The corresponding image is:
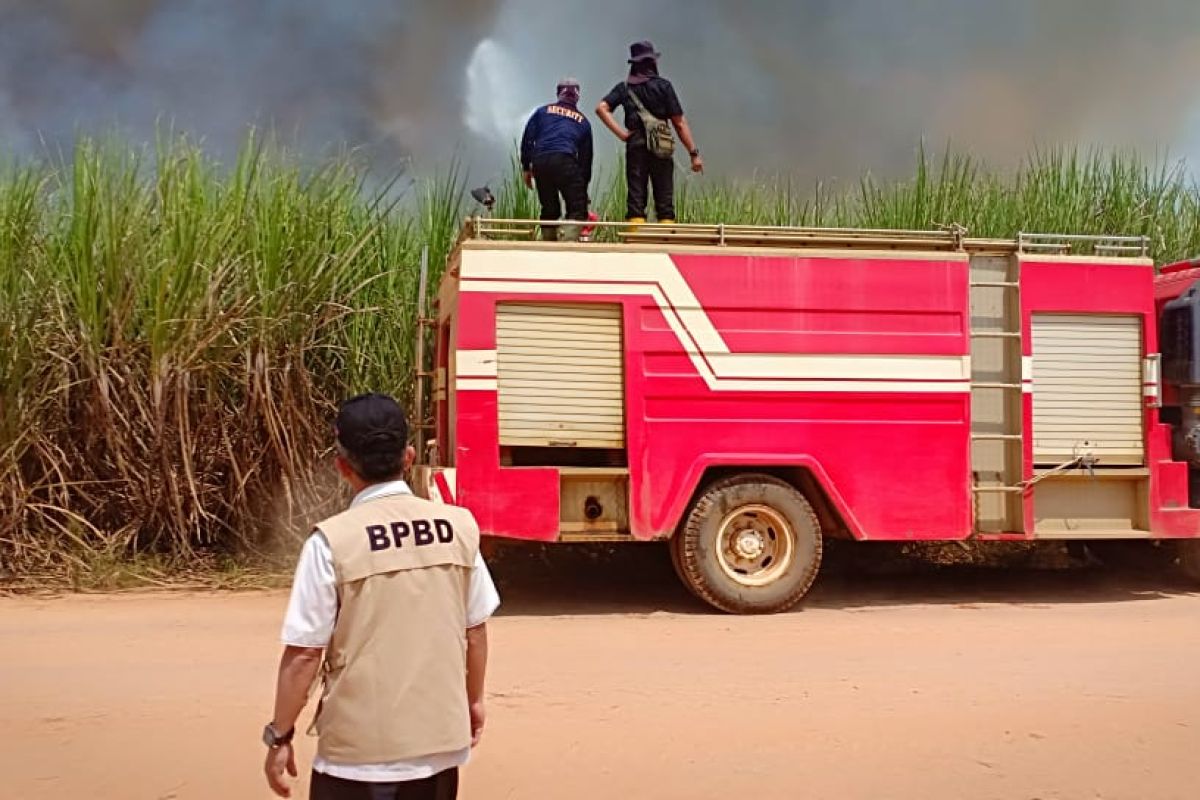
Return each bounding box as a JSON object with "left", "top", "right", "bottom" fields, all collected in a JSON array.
[{"left": 488, "top": 539, "right": 1199, "bottom": 617}]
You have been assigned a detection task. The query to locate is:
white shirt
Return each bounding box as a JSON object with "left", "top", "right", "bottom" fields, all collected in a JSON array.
[{"left": 281, "top": 480, "right": 501, "bottom": 783}]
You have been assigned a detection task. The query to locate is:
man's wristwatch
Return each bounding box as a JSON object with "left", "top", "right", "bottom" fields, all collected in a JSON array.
[
  {"left": 689, "top": 148, "right": 700, "bottom": 158},
  {"left": 262, "top": 722, "right": 295, "bottom": 748}
]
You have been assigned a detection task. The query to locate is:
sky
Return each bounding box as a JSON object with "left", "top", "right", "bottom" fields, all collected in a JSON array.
[{"left": 1, "top": 0, "right": 1199, "bottom": 185}]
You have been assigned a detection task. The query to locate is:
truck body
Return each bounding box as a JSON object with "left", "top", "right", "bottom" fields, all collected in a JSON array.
[{"left": 416, "top": 220, "right": 1200, "bottom": 612}]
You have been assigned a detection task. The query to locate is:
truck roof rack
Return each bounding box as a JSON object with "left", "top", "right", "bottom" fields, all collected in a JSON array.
[
  {"left": 460, "top": 218, "right": 1150, "bottom": 258},
  {"left": 1016, "top": 232, "right": 1150, "bottom": 258}
]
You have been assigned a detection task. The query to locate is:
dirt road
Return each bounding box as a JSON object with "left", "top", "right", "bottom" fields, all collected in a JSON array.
[{"left": 2, "top": 550, "right": 1198, "bottom": 800}]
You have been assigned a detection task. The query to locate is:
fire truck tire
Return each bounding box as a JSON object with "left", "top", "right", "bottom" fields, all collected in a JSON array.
[
  {"left": 667, "top": 530, "right": 697, "bottom": 597},
  {"left": 672, "top": 474, "right": 822, "bottom": 614}
]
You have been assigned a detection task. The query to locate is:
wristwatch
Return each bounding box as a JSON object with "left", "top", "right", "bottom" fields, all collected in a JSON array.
[
  {"left": 689, "top": 148, "right": 700, "bottom": 158},
  {"left": 262, "top": 722, "right": 295, "bottom": 748}
]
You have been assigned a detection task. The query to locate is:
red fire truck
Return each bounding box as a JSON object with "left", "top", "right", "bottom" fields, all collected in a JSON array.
[{"left": 414, "top": 218, "right": 1200, "bottom": 613}]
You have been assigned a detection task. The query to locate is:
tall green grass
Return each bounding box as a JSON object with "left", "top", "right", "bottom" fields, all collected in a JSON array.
[
  {"left": 2, "top": 135, "right": 1200, "bottom": 577},
  {"left": 492, "top": 145, "right": 1200, "bottom": 258}
]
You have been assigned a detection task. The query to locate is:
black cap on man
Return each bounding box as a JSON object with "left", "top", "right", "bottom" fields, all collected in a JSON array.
[{"left": 335, "top": 393, "right": 409, "bottom": 481}]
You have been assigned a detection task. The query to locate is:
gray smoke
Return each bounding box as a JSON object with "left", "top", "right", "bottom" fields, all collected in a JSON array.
[{"left": 1, "top": 0, "right": 1198, "bottom": 183}]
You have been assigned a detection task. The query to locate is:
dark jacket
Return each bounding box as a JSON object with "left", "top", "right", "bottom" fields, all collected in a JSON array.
[{"left": 520, "top": 102, "right": 593, "bottom": 183}]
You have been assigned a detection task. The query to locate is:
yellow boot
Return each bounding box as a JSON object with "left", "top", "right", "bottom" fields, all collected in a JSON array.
[{"left": 627, "top": 216, "right": 646, "bottom": 233}]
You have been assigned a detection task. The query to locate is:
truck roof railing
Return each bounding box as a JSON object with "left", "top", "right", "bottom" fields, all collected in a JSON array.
[
  {"left": 1017, "top": 232, "right": 1150, "bottom": 258},
  {"left": 461, "top": 217, "right": 1150, "bottom": 258}
]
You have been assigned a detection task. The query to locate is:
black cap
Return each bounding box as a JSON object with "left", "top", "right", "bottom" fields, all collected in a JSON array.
[{"left": 335, "top": 393, "right": 409, "bottom": 480}]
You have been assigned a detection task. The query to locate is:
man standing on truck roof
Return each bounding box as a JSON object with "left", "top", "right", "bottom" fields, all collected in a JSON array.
[
  {"left": 521, "top": 77, "right": 593, "bottom": 242},
  {"left": 596, "top": 40, "right": 703, "bottom": 225},
  {"left": 263, "top": 393, "right": 500, "bottom": 800}
]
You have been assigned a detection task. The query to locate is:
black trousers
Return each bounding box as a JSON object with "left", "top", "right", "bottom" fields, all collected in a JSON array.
[
  {"left": 626, "top": 145, "right": 675, "bottom": 221},
  {"left": 310, "top": 768, "right": 458, "bottom": 800},
  {"left": 532, "top": 152, "right": 588, "bottom": 239}
]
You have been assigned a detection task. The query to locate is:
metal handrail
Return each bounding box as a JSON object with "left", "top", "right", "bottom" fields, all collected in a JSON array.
[
  {"left": 1017, "top": 231, "right": 1150, "bottom": 257},
  {"left": 470, "top": 216, "right": 960, "bottom": 238},
  {"left": 459, "top": 217, "right": 1152, "bottom": 258}
]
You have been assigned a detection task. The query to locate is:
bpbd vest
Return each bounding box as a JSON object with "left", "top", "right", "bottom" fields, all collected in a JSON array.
[{"left": 312, "top": 492, "right": 481, "bottom": 763}]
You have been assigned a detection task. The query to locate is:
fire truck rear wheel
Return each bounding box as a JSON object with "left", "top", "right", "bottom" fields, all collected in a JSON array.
[
  {"left": 672, "top": 474, "right": 823, "bottom": 614},
  {"left": 667, "top": 529, "right": 698, "bottom": 598}
]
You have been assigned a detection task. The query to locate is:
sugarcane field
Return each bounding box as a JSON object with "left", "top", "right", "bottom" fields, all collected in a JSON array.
[{"left": 4, "top": 4, "right": 1200, "bottom": 800}]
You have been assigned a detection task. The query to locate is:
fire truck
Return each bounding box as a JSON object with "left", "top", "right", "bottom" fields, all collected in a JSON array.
[{"left": 413, "top": 218, "right": 1200, "bottom": 613}]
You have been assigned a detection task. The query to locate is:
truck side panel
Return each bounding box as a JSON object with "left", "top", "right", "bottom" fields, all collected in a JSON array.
[
  {"left": 454, "top": 289, "right": 561, "bottom": 541},
  {"left": 1020, "top": 256, "right": 1200, "bottom": 538},
  {"left": 628, "top": 252, "right": 971, "bottom": 539},
  {"left": 453, "top": 247, "right": 972, "bottom": 541}
]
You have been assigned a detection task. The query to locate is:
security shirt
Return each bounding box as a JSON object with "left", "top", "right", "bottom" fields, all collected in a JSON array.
[
  {"left": 601, "top": 77, "right": 684, "bottom": 150},
  {"left": 520, "top": 102, "right": 593, "bottom": 184}
]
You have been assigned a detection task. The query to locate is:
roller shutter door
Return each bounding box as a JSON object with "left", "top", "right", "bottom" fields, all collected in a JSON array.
[
  {"left": 497, "top": 303, "right": 625, "bottom": 448},
  {"left": 1031, "top": 314, "right": 1143, "bottom": 465}
]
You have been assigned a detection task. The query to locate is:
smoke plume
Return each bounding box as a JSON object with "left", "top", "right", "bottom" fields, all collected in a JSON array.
[{"left": 1, "top": 0, "right": 1199, "bottom": 183}]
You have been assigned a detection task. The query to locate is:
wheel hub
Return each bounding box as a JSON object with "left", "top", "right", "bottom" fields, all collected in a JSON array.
[
  {"left": 733, "top": 529, "right": 765, "bottom": 560},
  {"left": 714, "top": 504, "right": 797, "bottom": 588}
]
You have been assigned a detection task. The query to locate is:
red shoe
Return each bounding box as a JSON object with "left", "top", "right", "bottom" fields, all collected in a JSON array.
[{"left": 580, "top": 211, "right": 599, "bottom": 242}]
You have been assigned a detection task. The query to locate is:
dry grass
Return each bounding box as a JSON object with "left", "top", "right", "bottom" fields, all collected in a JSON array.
[{"left": 0, "top": 133, "right": 442, "bottom": 577}]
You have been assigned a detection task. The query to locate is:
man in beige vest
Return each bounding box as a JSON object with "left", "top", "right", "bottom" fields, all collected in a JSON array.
[{"left": 264, "top": 393, "right": 500, "bottom": 799}]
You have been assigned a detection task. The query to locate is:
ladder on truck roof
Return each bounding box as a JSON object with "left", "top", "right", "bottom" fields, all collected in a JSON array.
[{"left": 460, "top": 218, "right": 1150, "bottom": 257}]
